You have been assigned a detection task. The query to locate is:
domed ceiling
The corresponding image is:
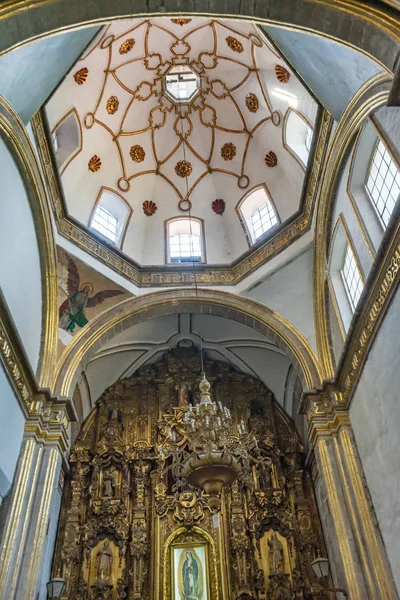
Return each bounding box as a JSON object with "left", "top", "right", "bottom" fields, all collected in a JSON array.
[{"left": 43, "top": 17, "right": 327, "bottom": 285}]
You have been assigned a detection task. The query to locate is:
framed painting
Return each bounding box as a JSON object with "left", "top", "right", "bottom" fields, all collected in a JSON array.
[{"left": 171, "top": 542, "right": 210, "bottom": 600}]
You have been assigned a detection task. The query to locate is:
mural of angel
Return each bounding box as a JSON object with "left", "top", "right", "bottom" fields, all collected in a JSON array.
[{"left": 59, "top": 255, "right": 124, "bottom": 333}]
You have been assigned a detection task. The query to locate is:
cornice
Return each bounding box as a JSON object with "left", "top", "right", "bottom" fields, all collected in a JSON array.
[{"left": 31, "top": 108, "right": 332, "bottom": 288}]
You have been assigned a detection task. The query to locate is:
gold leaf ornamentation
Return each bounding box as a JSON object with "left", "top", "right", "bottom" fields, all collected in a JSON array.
[
  {"left": 88, "top": 155, "right": 101, "bottom": 172},
  {"left": 265, "top": 151, "right": 278, "bottom": 167},
  {"left": 119, "top": 38, "right": 135, "bottom": 55},
  {"left": 106, "top": 96, "right": 119, "bottom": 115},
  {"left": 143, "top": 200, "right": 158, "bottom": 216},
  {"left": 130, "top": 145, "right": 146, "bottom": 163},
  {"left": 275, "top": 65, "right": 290, "bottom": 83},
  {"left": 226, "top": 36, "right": 244, "bottom": 53},
  {"left": 212, "top": 199, "right": 225, "bottom": 215},
  {"left": 171, "top": 18, "right": 192, "bottom": 25},
  {"left": 221, "top": 142, "right": 237, "bottom": 161},
  {"left": 245, "top": 93, "right": 259, "bottom": 113},
  {"left": 175, "top": 160, "right": 192, "bottom": 177},
  {"left": 73, "top": 67, "right": 88, "bottom": 85}
]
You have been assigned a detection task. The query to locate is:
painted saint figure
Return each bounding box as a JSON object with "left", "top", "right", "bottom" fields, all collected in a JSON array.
[
  {"left": 182, "top": 551, "right": 200, "bottom": 599},
  {"left": 59, "top": 255, "right": 124, "bottom": 333},
  {"left": 96, "top": 540, "right": 113, "bottom": 583}
]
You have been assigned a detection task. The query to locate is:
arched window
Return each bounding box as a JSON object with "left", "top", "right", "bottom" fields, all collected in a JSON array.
[
  {"left": 236, "top": 186, "right": 279, "bottom": 245},
  {"left": 365, "top": 138, "right": 399, "bottom": 228},
  {"left": 283, "top": 108, "right": 313, "bottom": 169},
  {"left": 166, "top": 218, "right": 205, "bottom": 264},
  {"left": 328, "top": 214, "right": 365, "bottom": 333},
  {"left": 51, "top": 108, "right": 82, "bottom": 174},
  {"left": 89, "top": 188, "right": 132, "bottom": 248}
]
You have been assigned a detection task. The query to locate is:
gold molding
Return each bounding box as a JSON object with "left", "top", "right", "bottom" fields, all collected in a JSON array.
[
  {"left": 31, "top": 108, "right": 332, "bottom": 287},
  {"left": 53, "top": 289, "right": 324, "bottom": 397},
  {"left": 0, "top": 95, "right": 58, "bottom": 388},
  {"left": 313, "top": 71, "right": 392, "bottom": 380}
]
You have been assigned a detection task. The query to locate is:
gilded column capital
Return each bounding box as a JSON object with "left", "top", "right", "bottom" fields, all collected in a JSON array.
[
  {"left": 24, "top": 394, "right": 77, "bottom": 454},
  {"left": 301, "top": 384, "right": 350, "bottom": 446}
]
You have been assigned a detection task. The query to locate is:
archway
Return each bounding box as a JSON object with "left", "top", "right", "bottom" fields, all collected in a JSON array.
[{"left": 54, "top": 289, "right": 323, "bottom": 397}]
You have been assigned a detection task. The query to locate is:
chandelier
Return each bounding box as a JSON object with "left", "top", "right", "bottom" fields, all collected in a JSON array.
[{"left": 161, "top": 100, "right": 257, "bottom": 511}]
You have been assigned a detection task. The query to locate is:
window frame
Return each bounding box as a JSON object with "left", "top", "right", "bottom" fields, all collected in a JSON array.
[
  {"left": 365, "top": 137, "right": 400, "bottom": 230},
  {"left": 282, "top": 107, "right": 314, "bottom": 171},
  {"left": 236, "top": 184, "right": 280, "bottom": 246},
  {"left": 88, "top": 187, "right": 132, "bottom": 249},
  {"left": 340, "top": 243, "right": 364, "bottom": 312},
  {"left": 165, "top": 217, "right": 206, "bottom": 264},
  {"left": 91, "top": 205, "right": 119, "bottom": 244},
  {"left": 327, "top": 213, "right": 365, "bottom": 334},
  {"left": 50, "top": 107, "right": 82, "bottom": 175}
]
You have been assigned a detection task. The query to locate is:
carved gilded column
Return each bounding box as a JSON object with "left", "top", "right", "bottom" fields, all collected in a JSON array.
[
  {"left": 0, "top": 394, "right": 75, "bottom": 600},
  {"left": 304, "top": 388, "right": 398, "bottom": 600}
]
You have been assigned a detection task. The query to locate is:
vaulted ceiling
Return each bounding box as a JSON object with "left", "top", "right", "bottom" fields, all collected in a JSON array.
[{"left": 45, "top": 17, "right": 319, "bottom": 270}]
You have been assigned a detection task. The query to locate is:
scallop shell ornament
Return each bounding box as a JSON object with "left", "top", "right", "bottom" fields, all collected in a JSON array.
[
  {"left": 275, "top": 65, "right": 290, "bottom": 83},
  {"left": 88, "top": 155, "right": 101, "bottom": 172},
  {"left": 73, "top": 67, "right": 88, "bottom": 85},
  {"left": 212, "top": 199, "right": 225, "bottom": 215},
  {"left": 265, "top": 151, "right": 278, "bottom": 167},
  {"left": 119, "top": 38, "right": 135, "bottom": 54},
  {"left": 143, "top": 200, "right": 157, "bottom": 216},
  {"left": 106, "top": 96, "right": 119, "bottom": 114}
]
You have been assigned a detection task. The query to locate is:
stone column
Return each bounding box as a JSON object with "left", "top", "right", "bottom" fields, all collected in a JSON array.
[
  {"left": 0, "top": 394, "right": 75, "bottom": 600},
  {"left": 303, "top": 388, "right": 398, "bottom": 600}
]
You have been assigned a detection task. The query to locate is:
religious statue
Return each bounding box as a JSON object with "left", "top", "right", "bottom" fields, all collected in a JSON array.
[
  {"left": 95, "top": 540, "right": 113, "bottom": 583},
  {"left": 255, "top": 568, "right": 265, "bottom": 592},
  {"left": 102, "top": 468, "right": 116, "bottom": 498},
  {"left": 268, "top": 533, "right": 285, "bottom": 573},
  {"left": 182, "top": 551, "right": 200, "bottom": 599},
  {"left": 176, "top": 381, "right": 191, "bottom": 406},
  {"left": 139, "top": 415, "right": 148, "bottom": 438}
]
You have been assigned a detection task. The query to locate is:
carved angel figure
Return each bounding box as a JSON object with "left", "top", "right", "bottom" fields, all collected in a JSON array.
[{"left": 59, "top": 255, "right": 124, "bottom": 332}]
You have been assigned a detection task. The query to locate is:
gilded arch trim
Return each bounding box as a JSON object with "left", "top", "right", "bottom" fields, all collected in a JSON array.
[{"left": 53, "top": 289, "right": 323, "bottom": 397}]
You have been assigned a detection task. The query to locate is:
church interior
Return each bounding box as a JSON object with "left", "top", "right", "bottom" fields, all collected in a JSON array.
[{"left": 0, "top": 3, "right": 399, "bottom": 599}]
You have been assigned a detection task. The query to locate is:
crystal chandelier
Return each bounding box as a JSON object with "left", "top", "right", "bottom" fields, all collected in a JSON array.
[{"left": 166, "top": 103, "right": 256, "bottom": 511}]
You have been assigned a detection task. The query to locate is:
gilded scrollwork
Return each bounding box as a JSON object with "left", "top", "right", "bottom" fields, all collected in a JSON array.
[{"left": 51, "top": 349, "right": 327, "bottom": 599}]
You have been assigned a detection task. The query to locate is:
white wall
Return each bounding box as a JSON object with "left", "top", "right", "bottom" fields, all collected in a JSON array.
[
  {"left": 350, "top": 288, "right": 400, "bottom": 592},
  {"left": 0, "top": 366, "right": 25, "bottom": 504},
  {"left": 0, "top": 139, "right": 42, "bottom": 372}
]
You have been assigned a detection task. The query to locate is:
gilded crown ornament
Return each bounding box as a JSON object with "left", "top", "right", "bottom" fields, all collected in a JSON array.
[
  {"left": 142, "top": 200, "right": 157, "bottom": 216},
  {"left": 171, "top": 18, "right": 192, "bottom": 25},
  {"left": 119, "top": 38, "right": 135, "bottom": 54},
  {"left": 226, "top": 36, "right": 244, "bottom": 53},
  {"left": 212, "top": 199, "right": 225, "bottom": 215},
  {"left": 245, "top": 93, "right": 259, "bottom": 113},
  {"left": 73, "top": 67, "right": 88, "bottom": 85},
  {"left": 88, "top": 155, "right": 101, "bottom": 172},
  {"left": 106, "top": 96, "right": 119, "bottom": 115},
  {"left": 130, "top": 145, "right": 146, "bottom": 162},
  {"left": 221, "top": 142, "right": 237, "bottom": 161},
  {"left": 175, "top": 160, "right": 192, "bottom": 177},
  {"left": 265, "top": 151, "right": 278, "bottom": 167},
  {"left": 275, "top": 65, "right": 290, "bottom": 83}
]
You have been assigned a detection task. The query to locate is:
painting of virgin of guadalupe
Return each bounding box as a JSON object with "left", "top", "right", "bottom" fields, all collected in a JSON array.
[{"left": 173, "top": 545, "right": 208, "bottom": 600}]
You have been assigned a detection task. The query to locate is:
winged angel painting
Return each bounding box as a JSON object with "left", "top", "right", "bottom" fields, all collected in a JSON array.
[{"left": 59, "top": 255, "right": 124, "bottom": 333}]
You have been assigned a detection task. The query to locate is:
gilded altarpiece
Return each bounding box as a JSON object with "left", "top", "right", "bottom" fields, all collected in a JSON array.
[{"left": 52, "top": 349, "right": 328, "bottom": 599}]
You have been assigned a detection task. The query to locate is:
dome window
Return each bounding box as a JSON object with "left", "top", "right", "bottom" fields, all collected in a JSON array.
[
  {"left": 51, "top": 108, "right": 81, "bottom": 174},
  {"left": 283, "top": 108, "right": 313, "bottom": 170},
  {"left": 341, "top": 243, "right": 363, "bottom": 312},
  {"left": 365, "top": 138, "right": 399, "bottom": 228},
  {"left": 166, "top": 217, "right": 205, "bottom": 263},
  {"left": 236, "top": 186, "right": 279, "bottom": 245},
  {"left": 89, "top": 188, "right": 132, "bottom": 248},
  {"left": 164, "top": 66, "right": 200, "bottom": 103}
]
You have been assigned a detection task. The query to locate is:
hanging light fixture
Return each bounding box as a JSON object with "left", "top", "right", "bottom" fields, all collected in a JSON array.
[
  {"left": 164, "top": 90, "right": 256, "bottom": 511},
  {"left": 46, "top": 573, "right": 66, "bottom": 600}
]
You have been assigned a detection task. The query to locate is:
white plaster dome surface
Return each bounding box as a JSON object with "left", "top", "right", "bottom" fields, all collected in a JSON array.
[{"left": 46, "top": 18, "right": 318, "bottom": 267}]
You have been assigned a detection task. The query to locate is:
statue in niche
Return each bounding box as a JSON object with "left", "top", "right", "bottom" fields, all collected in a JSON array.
[
  {"left": 256, "top": 457, "right": 273, "bottom": 490},
  {"left": 109, "top": 406, "right": 120, "bottom": 422},
  {"left": 254, "top": 569, "right": 265, "bottom": 593},
  {"left": 176, "top": 380, "right": 191, "bottom": 406},
  {"left": 138, "top": 415, "right": 148, "bottom": 439},
  {"left": 95, "top": 540, "right": 113, "bottom": 583},
  {"left": 268, "top": 533, "right": 285, "bottom": 573},
  {"left": 102, "top": 468, "right": 117, "bottom": 498}
]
